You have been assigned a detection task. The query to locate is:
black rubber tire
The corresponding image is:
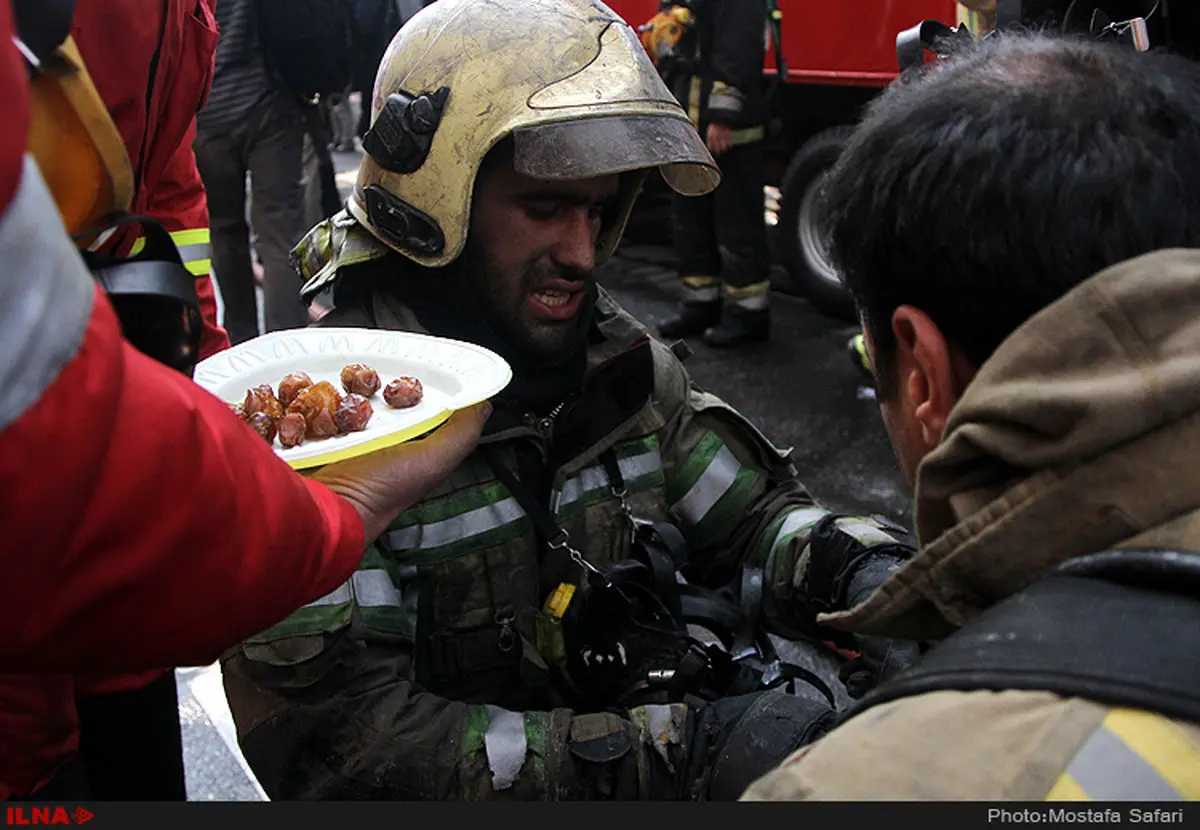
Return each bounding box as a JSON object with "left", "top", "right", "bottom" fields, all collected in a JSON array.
[{"left": 776, "top": 126, "right": 856, "bottom": 321}]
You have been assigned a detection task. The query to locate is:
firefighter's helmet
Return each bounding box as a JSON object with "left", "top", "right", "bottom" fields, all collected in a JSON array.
[{"left": 348, "top": 0, "right": 720, "bottom": 268}]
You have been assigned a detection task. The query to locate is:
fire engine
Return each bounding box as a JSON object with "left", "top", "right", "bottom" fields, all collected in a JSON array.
[
  {"left": 609, "top": 0, "right": 1200, "bottom": 320},
  {"left": 608, "top": 0, "right": 958, "bottom": 319}
]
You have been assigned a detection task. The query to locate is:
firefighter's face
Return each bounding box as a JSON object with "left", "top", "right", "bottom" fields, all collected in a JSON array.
[{"left": 462, "top": 157, "right": 619, "bottom": 361}]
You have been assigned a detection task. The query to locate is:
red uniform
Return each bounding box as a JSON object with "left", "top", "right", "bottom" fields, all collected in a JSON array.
[
  {"left": 0, "top": 0, "right": 363, "bottom": 797},
  {"left": 74, "top": 0, "right": 229, "bottom": 360},
  {"left": 71, "top": 0, "right": 228, "bottom": 702}
]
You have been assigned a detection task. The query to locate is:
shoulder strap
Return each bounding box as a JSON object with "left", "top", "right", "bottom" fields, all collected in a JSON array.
[
  {"left": 80, "top": 212, "right": 196, "bottom": 309},
  {"left": 845, "top": 549, "right": 1200, "bottom": 726},
  {"left": 73, "top": 213, "right": 202, "bottom": 376}
]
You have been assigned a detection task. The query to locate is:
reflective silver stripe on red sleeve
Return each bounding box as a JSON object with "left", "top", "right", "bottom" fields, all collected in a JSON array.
[{"left": 0, "top": 156, "right": 96, "bottom": 431}]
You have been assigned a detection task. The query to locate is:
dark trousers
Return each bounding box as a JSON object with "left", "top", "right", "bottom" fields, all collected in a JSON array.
[
  {"left": 303, "top": 103, "right": 345, "bottom": 220},
  {"left": 671, "top": 139, "right": 770, "bottom": 290},
  {"left": 76, "top": 671, "right": 187, "bottom": 800},
  {"left": 15, "top": 672, "right": 186, "bottom": 802},
  {"left": 195, "top": 94, "right": 310, "bottom": 345}
]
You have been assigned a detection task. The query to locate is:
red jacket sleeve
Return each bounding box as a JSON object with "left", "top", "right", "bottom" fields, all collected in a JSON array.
[
  {"left": 145, "top": 117, "right": 230, "bottom": 360},
  {"left": 0, "top": 0, "right": 360, "bottom": 675},
  {"left": 73, "top": 0, "right": 229, "bottom": 359},
  {"left": 0, "top": 0, "right": 26, "bottom": 209},
  {"left": 0, "top": 285, "right": 366, "bottom": 672}
]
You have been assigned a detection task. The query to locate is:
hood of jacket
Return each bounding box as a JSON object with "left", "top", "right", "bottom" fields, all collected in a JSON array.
[{"left": 823, "top": 248, "right": 1200, "bottom": 639}]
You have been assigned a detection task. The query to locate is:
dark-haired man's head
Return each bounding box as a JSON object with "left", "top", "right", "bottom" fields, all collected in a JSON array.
[{"left": 825, "top": 32, "right": 1200, "bottom": 483}]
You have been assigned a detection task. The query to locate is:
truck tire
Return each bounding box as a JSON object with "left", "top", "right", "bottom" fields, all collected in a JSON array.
[{"left": 777, "top": 126, "right": 856, "bottom": 321}]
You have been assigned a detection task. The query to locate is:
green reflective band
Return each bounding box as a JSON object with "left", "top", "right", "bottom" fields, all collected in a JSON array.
[
  {"left": 383, "top": 483, "right": 530, "bottom": 562},
  {"left": 551, "top": 443, "right": 665, "bottom": 519},
  {"left": 773, "top": 507, "right": 831, "bottom": 550},
  {"left": 667, "top": 432, "right": 758, "bottom": 544},
  {"left": 666, "top": 432, "right": 724, "bottom": 506},
  {"left": 523, "top": 713, "right": 549, "bottom": 793},
  {"left": 684, "top": 465, "right": 760, "bottom": 549},
  {"left": 353, "top": 567, "right": 415, "bottom": 637},
  {"left": 244, "top": 601, "right": 353, "bottom": 644},
  {"left": 762, "top": 506, "right": 832, "bottom": 583},
  {"left": 462, "top": 705, "right": 491, "bottom": 783},
  {"left": 388, "top": 482, "right": 513, "bottom": 529}
]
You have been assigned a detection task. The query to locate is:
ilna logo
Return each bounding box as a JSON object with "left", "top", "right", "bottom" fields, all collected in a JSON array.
[{"left": 4, "top": 807, "right": 94, "bottom": 825}]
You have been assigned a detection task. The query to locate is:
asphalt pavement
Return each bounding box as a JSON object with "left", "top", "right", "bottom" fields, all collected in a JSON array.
[
  {"left": 183, "top": 141, "right": 914, "bottom": 801},
  {"left": 598, "top": 243, "right": 912, "bottom": 526}
]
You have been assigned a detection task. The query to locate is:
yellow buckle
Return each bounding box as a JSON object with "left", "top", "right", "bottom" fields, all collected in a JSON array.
[{"left": 543, "top": 583, "right": 577, "bottom": 619}]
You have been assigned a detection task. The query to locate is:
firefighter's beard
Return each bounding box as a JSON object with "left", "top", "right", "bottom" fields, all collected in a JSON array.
[{"left": 453, "top": 237, "right": 598, "bottom": 368}]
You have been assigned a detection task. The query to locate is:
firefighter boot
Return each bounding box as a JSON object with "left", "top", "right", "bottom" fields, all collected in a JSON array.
[
  {"left": 659, "top": 300, "right": 723, "bottom": 339},
  {"left": 660, "top": 275, "right": 722, "bottom": 339},
  {"left": 702, "top": 281, "right": 770, "bottom": 348},
  {"left": 703, "top": 307, "right": 769, "bottom": 348}
]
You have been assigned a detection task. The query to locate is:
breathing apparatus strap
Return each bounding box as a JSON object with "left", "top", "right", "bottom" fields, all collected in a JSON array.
[{"left": 75, "top": 212, "right": 203, "bottom": 378}]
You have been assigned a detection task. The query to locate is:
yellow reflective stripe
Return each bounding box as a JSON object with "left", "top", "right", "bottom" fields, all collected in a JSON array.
[
  {"left": 169, "top": 228, "right": 210, "bottom": 247},
  {"left": 681, "top": 275, "right": 718, "bottom": 289},
  {"left": 1046, "top": 709, "right": 1198, "bottom": 801},
  {"left": 731, "top": 125, "right": 765, "bottom": 146},
  {"left": 184, "top": 258, "right": 212, "bottom": 276},
  {"left": 688, "top": 76, "right": 702, "bottom": 126},
  {"left": 851, "top": 333, "right": 873, "bottom": 373},
  {"left": 1103, "top": 709, "right": 1200, "bottom": 798},
  {"left": 724, "top": 280, "right": 770, "bottom": 299},
  {"left": 128, "top": 228, "right": 211, "bottom": 265},
  {"left": 1045, "top": 772, "right": 1091, "bottom": 801}
]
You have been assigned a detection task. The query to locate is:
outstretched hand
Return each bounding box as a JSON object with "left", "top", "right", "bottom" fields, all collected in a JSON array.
[{"left": 311, "top": 402, "right": 492, "bottom": 542}]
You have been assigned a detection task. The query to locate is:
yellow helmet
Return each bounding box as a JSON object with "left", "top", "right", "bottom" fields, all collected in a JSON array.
[{"left": 347, "top": 0, "right": 720, "bottom": 269}]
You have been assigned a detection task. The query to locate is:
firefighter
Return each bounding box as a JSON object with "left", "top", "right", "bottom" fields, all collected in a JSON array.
[
  {"left": 220, "top": 0, "right": 921, "bottom": 801},
  {"left": 744, "top": 31, "right": 1200, "bottom": 801},
  {"left": 654, "top": 0, "right": 773, "bottom": 349},
  {"left": 0, "top": 0, "right": 487, "bottom": 800},
  {"left": 958, "top": 0, "right": 998, "bottom": 33}
]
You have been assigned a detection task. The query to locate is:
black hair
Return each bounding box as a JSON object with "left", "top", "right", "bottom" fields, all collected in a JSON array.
[{"left": 824, "top": 31, "right": 1200, "bottom": 397}]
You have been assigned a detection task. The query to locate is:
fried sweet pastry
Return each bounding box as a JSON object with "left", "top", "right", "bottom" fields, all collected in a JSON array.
[
  {"left": 288, "top": 380, "right": 342, "bottom": 439},
  {"left": 278, "top": 371, "right": 314, "bottom": 408},
  {"left": 340, "top": 363, "right": 381, "bottom": 398},
  {"left": 278, "top": 412, "right": 307, "bottom": 448},
  {"left": 335, "top": 393, "right": 373, "bottom": 433},
  {"left": 243, "top": 384, "right": 284, "bottom": 422},
  {"left": 246, "top": 411, "right": 277, "bottom": 444},
  {"left": 232, "top": 365, "right": 424, "bottom": 449},
  {"left": 383, "top": 377, "right": 423, "bottom": 409}
]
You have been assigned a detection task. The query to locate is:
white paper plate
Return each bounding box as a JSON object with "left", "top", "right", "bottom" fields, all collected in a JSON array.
[{"left": 194, "top": 327, "right": 511, "bottom": 469}]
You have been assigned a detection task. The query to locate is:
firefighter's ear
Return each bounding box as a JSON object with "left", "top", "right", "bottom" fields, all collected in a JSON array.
[{"left": 890, "top": 305, "right": 973, "bottom": 448}]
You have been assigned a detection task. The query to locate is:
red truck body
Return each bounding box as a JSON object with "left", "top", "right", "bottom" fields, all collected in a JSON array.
[{"left": 609, "top": 0, "right": 958, "bottom": 86}]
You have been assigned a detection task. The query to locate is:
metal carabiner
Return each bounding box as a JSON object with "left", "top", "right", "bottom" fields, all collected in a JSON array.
[
  {"left": 605, "top": 472, "right": 638, "bottom": 549},
  {"left": 548, "top": 530, "right": 612, "bottom": 586}
]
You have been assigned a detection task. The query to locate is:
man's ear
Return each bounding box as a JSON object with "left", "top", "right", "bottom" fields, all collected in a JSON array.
[{"left": 891, "top": 305, "right": 965, "bottom": 449}]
